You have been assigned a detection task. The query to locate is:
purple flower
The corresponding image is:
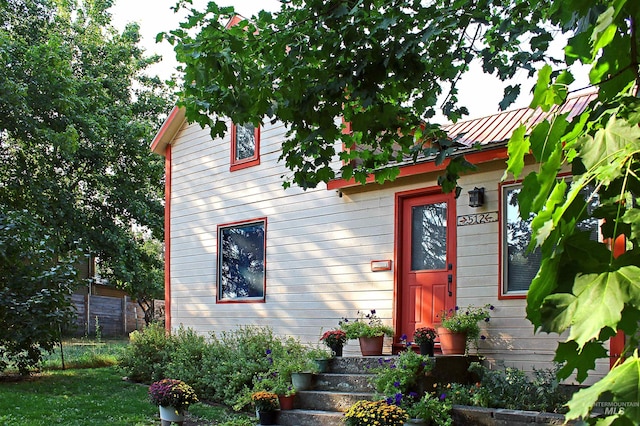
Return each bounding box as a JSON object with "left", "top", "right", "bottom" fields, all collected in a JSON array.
[
  {"left": 386, "top": 396, "right": 393, "bottom": 404},
  {"left": 485, "top": 317, "right": 490, "bottom": 322},
  {"left": 408, "top": 392, "right": 418, "bottom": 398},
  {"left": 440, "top": 393, "right": 446, "bottom": 400},
  {"left": 395, "top": 393, "right": 403, "bottom": 405},
  {"left": 266, "top": 349, "right": 272, "bottom": 355},
  {"left": 455, "top": 306, "right": 459, "bottom": 310},
  {"left": 371, "top": 309, "right": 376, "bottom": 315},
  {"left": 400, "top": 334, "right": 407, "bottom": 341},
  {"left": 393, "top": 381, "right": 400, "bottom": 388},
  {"left": 480, "top": 335, "right": 486, "bottom": 340},
  {"left": 490, "top": 305, "right": 495, "bottom": 310}
]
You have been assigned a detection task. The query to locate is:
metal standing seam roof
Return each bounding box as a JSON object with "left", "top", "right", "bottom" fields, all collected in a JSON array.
[{"left": 442, "top": 90, "right": 598, "bottom": 147}]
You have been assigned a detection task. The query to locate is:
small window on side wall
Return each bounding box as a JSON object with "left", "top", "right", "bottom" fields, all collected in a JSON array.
[
  {"left": 230, "top": 123, "right": 260, "bottom": 171},
  {"left": 217, "top": 218, "right": 266, "bottom": 303},
  {"left": 500, "top": 181, "right": 599, "bottom": 297}
]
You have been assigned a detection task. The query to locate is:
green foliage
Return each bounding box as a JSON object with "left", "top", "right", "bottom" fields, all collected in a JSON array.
[
  {"left": 0, "top": 208, "right": 78, "bottom": 374},
  {"left": 167, "top": 0, "right": 640, "bottom": 422},
  {"left": 0, "top": 367, "right": 159, "bottom": 425},
  {"left": 165, "top": 0, "right": 551, "bottom": 191},
  {"left": 199, "top": 326, "right": 282, "bottom": 410},
  {"left": 467, "top": 362, "right": 568, "bottom": 412},
  {"left": 40, "top": 339, "right": 127, "bottom": 370},
  {"left": 163, "top": 326, "right": 209, "bottom": 394},
  {"left": 438, "top": 304, "right": 493, "bottom": 345},
  {"left": 0, "top": 0, "right": 170, "bottom": 325},
  {"left": 370, "top": 350, "right": 434, "bottom": 397},
  {"left": 405, "top": 393, "right": 452, "bottom": 426},
  {"left": 340, "top": 310, "right": 394, "bottom": 338},
  {"left": 499, "top": 3, "right": 640, "bottom": 423},
  {"left": 118, "top": 323, "right": 173, "bottom": 382}
]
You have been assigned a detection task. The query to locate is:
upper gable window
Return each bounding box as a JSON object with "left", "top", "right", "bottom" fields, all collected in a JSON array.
[
  {"left": 500, "top": 181, "right": 599, "bottom": 298},
  {"left": 230, "top": 123, "right": 260, "bottom": 171}
]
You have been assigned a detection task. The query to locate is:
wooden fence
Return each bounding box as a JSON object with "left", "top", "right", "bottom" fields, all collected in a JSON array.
[{"left": 68, "top": 285, "right": 164, "bottom": 337}]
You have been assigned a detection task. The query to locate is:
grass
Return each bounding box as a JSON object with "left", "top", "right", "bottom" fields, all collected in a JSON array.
[
  {"left": 39, "top": 338, "right": 128, "bottom": 370},
  {"left": 0, "top": 340, "right": 254, "bottom": 425},
  {"left": 0, "top": 367, "right": 157, "bottom": 425}
]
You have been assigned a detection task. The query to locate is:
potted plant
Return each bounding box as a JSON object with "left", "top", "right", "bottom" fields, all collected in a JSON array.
[
  {"left": 320, "top": 329, "right": 347, "bottom": 356},
  {"left": 148, "top": 378, "right": 198, "bottom": 424},
  {"left": 437, "top": 304, "right": 493, "bottom": 354},
  {"left": 402, "top": 393, "right": 453, "bottom": 426},
  {"left": 252, "top": 370, "right": 296, "bottom": 410},
  {"left": 340, "top": 310, "right": 394, "bottom": 356},
  {"left": 413, "top": 327, "right": 438, "bottom": 357},
  {"left": 307, "top": 346, "right": 333, "bottom": 373},
  {"left": 251, "top": 390, "right": 279, "bottom": 425},
  {"left": 288, "top": 355, "right": 319, "bottom": 391},
  {"left": 344, "top": 400, "right": 408, "bottom": 426},
  {"left": 370, "top": 350, "right": 434, "bottom": 398}
]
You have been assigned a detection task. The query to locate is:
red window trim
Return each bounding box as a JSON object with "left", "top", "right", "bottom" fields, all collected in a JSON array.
[
  {"left": 498, "top": 172, "right": 588, "bottom": 299},
  {"left": 216, "top": 217, "right": 267, "bottom": 304},
  {"left": 230, "top": 123, "right": 260, "bottom": 171}
]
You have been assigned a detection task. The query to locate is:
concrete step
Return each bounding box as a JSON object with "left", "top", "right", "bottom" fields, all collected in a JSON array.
[
  {"left": 328, "top": 355, "right": 395, "bottom": 374},
  {"left": 313, "top": 372, "right": 375, "bottom": 393},
  {"left": 295, "top": 390, "right": 374, "bottom": 412},
  {"left": 278, "top": 408, "right": 344, "bottom": 426}
]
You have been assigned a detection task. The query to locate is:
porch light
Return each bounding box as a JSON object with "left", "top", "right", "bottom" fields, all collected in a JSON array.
[{"left": 468, "top": 187, "right": 485, "bottom": 207}]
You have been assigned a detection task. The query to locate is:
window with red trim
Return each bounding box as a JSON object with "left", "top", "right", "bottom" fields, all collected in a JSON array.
[
  {"left": 217, "top": 218, "right": 266, "bottom": 302},
  {"left": 500, "top": 181, "right": 599, "bottom": 297},
  {"left": 230, "top": 123, "right": 260, "bottom": 171}
]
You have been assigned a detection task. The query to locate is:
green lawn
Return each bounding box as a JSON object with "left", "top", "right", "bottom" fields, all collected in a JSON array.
[
  {"left": 0, "top": 367, "right": 156, "bottom": 425},
  {"left": 0, "top": 340, "right": 254, "bottom": 425}
]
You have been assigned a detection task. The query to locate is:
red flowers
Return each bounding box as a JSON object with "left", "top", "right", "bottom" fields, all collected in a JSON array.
[{"left": 320, "top": 329, "right": 347, "bottom": 346}]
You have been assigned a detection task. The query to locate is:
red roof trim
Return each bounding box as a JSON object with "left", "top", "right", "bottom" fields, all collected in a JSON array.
[
  {"left": 150, "top": 106, "right": 186, "bottom": 156},
  {"left": 327, "top": 147, "right": 508, "bottom": 190}
]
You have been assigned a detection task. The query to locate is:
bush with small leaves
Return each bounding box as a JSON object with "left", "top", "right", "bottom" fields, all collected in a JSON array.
[{"left": 118, "top": 322, "right": 174, "bottom": 382}]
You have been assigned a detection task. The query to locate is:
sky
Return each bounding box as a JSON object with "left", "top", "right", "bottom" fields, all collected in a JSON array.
[{"left": 109, "top": 1, "right": 584, "bottom": 122}]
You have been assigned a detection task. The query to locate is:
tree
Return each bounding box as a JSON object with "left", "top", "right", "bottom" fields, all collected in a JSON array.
[
  {"left": 168, "top": 0, "right": 639, "bottom": 422},
  {"left": 0, "top": 0, "right": 170, "bottom": 369},
  {"left": 0, "top": 209, "right": 78, "bottom": 374}
]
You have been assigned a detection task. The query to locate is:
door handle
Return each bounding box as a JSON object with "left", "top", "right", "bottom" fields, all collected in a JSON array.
[{"left": 448, "top": 274, "right": 453, "bottom": 296}]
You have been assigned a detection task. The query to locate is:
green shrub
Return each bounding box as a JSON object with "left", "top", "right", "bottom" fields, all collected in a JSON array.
[
  {"left": 199, "top": 326, "right": 281, "bottom": 409},
  {"left": 443, "top": 362, "right": 568, "bottom": 412},
  {"left": 118, "top": 323, "right": 173, "bottom": 382},
  {"left": 370, "top": 350, "right": 434, "bottom": 397},
  {"left": 164, "top": 326, "right": 209, "bottom": 394}
]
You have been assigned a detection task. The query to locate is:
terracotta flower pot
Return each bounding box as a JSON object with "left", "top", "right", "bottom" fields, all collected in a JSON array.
[
  {"left": 278, "top": 394, "right": 295, "bottom": 410},
  {"left": 358, "top": 335, "right": 384, "bottom": 356},
  {"left": 437, "top": 327, "right": 466, "bottom": 355}
]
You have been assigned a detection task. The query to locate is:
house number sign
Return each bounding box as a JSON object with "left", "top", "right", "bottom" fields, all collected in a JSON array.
[{"left": 457, "top": 212, "right": 498, "bottom": 226}]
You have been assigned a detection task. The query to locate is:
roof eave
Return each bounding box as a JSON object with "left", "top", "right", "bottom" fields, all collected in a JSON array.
[{"left": 150, "top": 106, "right": 186, "bottom": 156}]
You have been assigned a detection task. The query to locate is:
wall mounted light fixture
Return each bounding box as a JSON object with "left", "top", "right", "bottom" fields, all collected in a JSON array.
[{"left": 468, "top": 187, "right": 485, "bottom": 207}]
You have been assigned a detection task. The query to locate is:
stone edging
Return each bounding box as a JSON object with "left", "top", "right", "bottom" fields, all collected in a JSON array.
[{"left": 452, "top": 405, "right": 575, "bottom": 425}]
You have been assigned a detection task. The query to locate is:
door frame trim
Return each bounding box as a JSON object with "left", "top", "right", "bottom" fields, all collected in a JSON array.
[{"left": 394, "top": 186, "right": 457, "bottom": 341}]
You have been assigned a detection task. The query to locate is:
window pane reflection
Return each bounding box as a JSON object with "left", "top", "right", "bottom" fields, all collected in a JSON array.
[{"left": 411, "top": 202, "right": 447, "bottom": 270}]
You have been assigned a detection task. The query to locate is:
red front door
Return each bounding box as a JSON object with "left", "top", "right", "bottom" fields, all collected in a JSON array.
[{"left": 397, "top": 189, "right": 456, "bottom": 344}]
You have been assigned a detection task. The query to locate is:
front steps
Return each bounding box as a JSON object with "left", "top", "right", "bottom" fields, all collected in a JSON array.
[
  {"left": 278, "top": 356, "right": 379, "bottom": 426},
  {"left": 276, "top": 355, "right": 480, "bottom": 426}
]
